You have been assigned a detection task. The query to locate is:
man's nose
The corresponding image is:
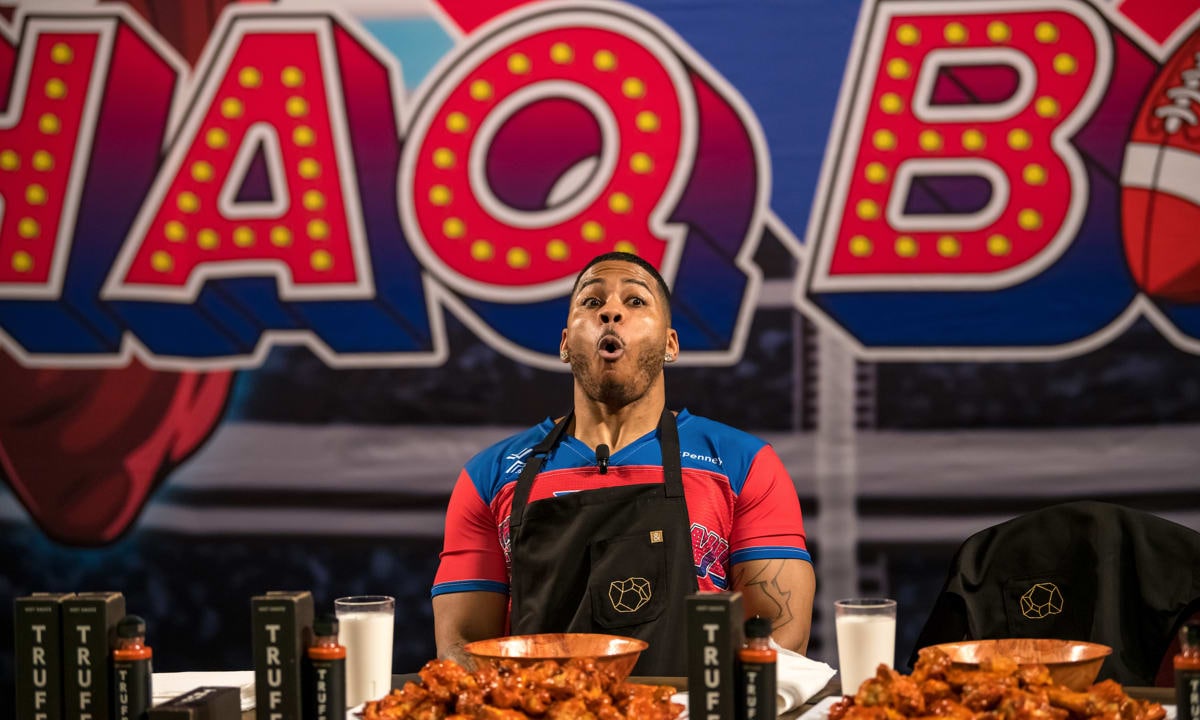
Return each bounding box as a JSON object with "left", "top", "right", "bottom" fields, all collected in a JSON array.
[{"left": 599, "top": 300, "right": 623, "bottom": 325}]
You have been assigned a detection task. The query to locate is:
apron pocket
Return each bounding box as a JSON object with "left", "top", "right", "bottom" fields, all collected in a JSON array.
[{"left": 588, "top": 533, "right": 668, "bottom": 630}]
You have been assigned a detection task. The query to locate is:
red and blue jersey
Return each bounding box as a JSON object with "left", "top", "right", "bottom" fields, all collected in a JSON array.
[{"left": 433, "top": 409, "right": 810, "bottom": 598}]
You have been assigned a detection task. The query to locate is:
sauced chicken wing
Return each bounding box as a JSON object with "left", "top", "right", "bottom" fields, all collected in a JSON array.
[
  {"left": 362, "top": 657, "right": 681, "bottom": 720},
  {"left": 856, "top": 667, "right": 927, "bottom": 716},
  {"left": 913, "top": 647, "right": 954, "bottom": 683},
  {"left": 830, "top": 698, "right": 893, "bottom": 720},
  {"left": 920, "top": 679, "right": 955, "bottom": 705},
  {"left": 832, "top": 648, "right": 1166, "bottom": 720},
  {"left": 927, "top": 696, "right": 979, "bottom": 720}
]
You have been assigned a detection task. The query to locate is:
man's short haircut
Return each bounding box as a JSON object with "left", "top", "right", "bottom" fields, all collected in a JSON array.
[{"left": 570, "top": 252, "right": 672, "bottom": 310}]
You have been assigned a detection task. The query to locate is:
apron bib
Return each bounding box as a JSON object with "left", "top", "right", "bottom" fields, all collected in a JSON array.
[{"left": 507, "top": 409, "right": 698, "bottom": 676}]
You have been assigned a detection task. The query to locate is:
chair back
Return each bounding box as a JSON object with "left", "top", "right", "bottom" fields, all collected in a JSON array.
[{"left": 912, "top": 501, "right": 1200, "bottom": 685}]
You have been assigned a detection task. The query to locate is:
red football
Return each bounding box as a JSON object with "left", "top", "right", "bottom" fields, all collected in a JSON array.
[{"left": 1121, "top": 28, "right": 1200, "bottom": 301}]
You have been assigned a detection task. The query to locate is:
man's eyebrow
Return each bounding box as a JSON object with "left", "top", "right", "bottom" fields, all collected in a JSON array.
[
  {"left": 576, "top": 277, "right": 603, "bottom": 294},
  {"left": 575, "top": 275, "right": 653, "bottom": 297}
]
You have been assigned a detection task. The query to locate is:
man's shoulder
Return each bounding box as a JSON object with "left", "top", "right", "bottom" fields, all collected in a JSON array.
[
  {"left": 462, "top": 420, "right": 554, "bottom": 502},
  {"left": 676, "top": 410, "right": 772, "bottom": 487},
  {"left": 677, "top": 410, "right": 769, "bottom": 455}
]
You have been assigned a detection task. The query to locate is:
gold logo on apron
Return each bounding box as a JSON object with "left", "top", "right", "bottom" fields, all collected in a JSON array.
[
  {"left": 649, "top": 530, "right": 663, "bottom": 543},
  {"left": 1019, "top": 582, "right": 1064, "bottom": 619},
  {"left": 609, "top": 577, "right": 652, "bottom": 613}
]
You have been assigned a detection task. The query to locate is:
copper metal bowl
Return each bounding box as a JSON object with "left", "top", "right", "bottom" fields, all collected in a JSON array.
[
  {"left": 463, "top": 633, "right": 648, "bottom": 681},
  {"left": 928, "top": 638, "right": 1112, "bottom": 691}
]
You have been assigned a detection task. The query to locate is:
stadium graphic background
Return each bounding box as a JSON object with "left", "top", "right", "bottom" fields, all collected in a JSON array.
[{"left": 1, "top": 0, "right": 1198, "bottom": 694}]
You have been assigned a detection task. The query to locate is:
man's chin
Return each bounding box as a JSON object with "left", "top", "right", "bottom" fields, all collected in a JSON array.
[
  {"left": 571, "top": 353, "right": 662, "bottom": 407},
  {"left": 576, "top": 375, "right": 638, "bottom": 407}
]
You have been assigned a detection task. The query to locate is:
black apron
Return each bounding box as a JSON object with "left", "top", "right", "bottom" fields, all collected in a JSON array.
[{"left": 507, "top": 409, "right": 698, "bottom": 676}]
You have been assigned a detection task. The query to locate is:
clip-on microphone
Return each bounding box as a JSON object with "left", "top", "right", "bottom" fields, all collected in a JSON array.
[{"left": 596, "top": 444, "right": 610, "bottom": 475}]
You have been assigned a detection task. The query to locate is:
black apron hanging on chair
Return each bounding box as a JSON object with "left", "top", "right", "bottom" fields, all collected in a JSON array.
[{"left": 507, "top": 408, "right": 698, "bottom": 676}]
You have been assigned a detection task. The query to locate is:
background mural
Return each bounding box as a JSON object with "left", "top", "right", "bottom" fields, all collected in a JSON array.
[{"left": 2, "top": 0, "right": 1199, "bottom": 701}]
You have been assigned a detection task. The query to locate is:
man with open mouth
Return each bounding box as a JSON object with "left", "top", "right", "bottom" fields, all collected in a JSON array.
[{"left": 431, "top": 251, "right": 816, "bottom": 674}]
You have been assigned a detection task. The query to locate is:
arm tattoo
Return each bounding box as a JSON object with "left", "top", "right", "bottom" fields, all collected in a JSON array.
[{"left": 733, "top": 559, "right": 795, "bottom": 630}]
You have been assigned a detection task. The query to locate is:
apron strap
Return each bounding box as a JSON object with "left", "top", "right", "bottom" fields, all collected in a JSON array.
[
  {"left": 508, "top": 408, "right": 684, "bottom": 526},
  {"left": 658, "top": 408, "right": 684, "bottom": 499},
  {"left": 508, "top": 413, "right": 572, "bottom": 531}
]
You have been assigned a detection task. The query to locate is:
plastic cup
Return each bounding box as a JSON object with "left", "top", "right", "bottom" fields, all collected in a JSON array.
[
  {"left": 835, "top": 598, "right": 897, "bottom": 694},
  {"left": 334, "top": 595, "right": 395, "bottom": 707}
]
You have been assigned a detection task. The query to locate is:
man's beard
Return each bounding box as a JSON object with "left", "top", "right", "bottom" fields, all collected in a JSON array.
[{"left": 571, "top": 341, "right": 664, "bottom": 408}]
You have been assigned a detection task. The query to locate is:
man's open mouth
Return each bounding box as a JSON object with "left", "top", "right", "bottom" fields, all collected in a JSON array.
[{"left": 597, "top": 334, "right": 625, "bottom": 360}]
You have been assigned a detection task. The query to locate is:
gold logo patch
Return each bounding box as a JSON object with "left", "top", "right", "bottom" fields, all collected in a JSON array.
[
  {"left": 649, "top": 530, "right": 663, "bottom": 544},
  {"left": 1020, "top": 582, "right": 1064, "bottom": 619},
  {"left": 609, "top": 577, "right": 652, "bottom": 613}
]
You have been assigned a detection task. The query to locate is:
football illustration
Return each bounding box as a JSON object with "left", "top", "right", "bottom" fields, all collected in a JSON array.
[{"left": 1121, "top": 27, "right": 1200, "bottom": 302}]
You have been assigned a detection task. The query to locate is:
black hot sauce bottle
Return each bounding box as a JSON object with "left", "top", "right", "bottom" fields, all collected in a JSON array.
[{"left": 111, "top": 615, "right": 153, "bottom": 720}]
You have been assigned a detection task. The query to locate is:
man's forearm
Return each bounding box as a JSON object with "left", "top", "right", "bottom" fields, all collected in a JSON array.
[
  {"left": 432, "top": 590, "right": 508, "bottom": 666},
  {"left": 437, "top": 636, "right": 476, "bottom": 668}
]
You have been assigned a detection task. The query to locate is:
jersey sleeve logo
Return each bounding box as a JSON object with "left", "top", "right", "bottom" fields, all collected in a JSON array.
[{"left": 504, "top": 447, "right": 532, "bottom": 477}]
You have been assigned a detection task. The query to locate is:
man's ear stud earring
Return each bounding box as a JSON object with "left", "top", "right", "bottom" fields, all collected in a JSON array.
[
  {"left": 560, "top": 350, "right": 569, "bottom": 361},
  {"left": 664, "top": 353, "right": 674, "bottom": 362}
]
